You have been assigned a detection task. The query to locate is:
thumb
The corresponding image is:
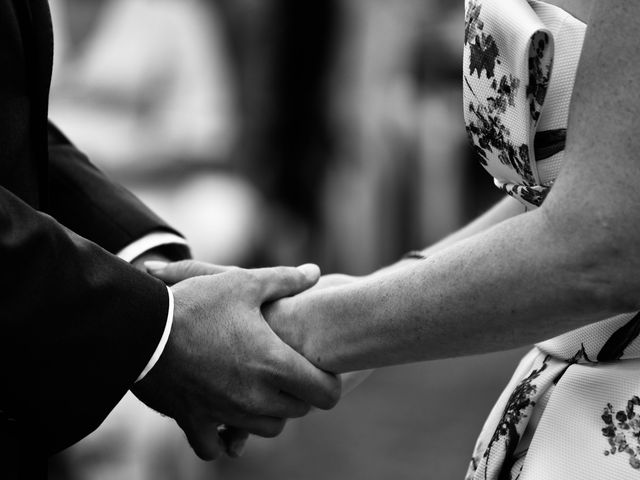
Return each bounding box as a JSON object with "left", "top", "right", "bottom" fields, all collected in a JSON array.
[
  {"left": 252, "top": 263, "right": 321, "bottom": 302},
  {"left": 145, "top": 260, "right": 232, "bottom": 284}
]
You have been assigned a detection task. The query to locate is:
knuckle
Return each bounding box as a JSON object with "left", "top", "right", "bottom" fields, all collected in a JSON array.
[
  {"left": 291, "top": 402, "right": 311, "bottom": 418},
  {"left": 174, "top": 259, "right": 192, "bottom": 267},
  {"left": 255, "top": 343, "right": 286, "bottom": 380},
  {"left": 230, "top": 267, "right": 250, "bottom": 281},
  {"left": 234, "top": 393, "right": 256, "bottom": 415},
  {"left": 186, "top": 432, "right": 221, "bottom": 461},
  {"left": 272, "top": 266, "right": 300, "bottom": 285},
  {"left": 274, "top": 265, "right": 294, "bottom": 277},
  {"left": 235, "top": 387, "right": 264, "bottom": 416},
  {"left": 225, "top": 265, "right": 242, "bottom": 274},
  {"left": 198, "top": 446, "right": 221, "bottom": 461},
  {"left": 266, "top": 345, "right": 289, "bottom": 372},
  {"left": 167, "top": 259, "right": 189, "bottom": 274},
  {"left": 186, "top": 260, "right": 205, "bottom": 270},
  {"left": 236, "top": 269, "right": 260, "bottom": 293},
  {"left": 229, "top": 266, "right": 242, "bottom": 274},
  {"left": 318, "top": 377, "right": 342, "bottom": 410},
  {"left": 258, "top": 419, "right": 286, "bottom": 438},
  {"left": 192, "top": 261, "right": 216, "bottom": 276}
]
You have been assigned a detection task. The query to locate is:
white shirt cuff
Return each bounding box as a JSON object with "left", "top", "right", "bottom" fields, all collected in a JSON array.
[
  {"left": 136, "top": 286, "right": 174, "bottom": 382},
  {"left": 116, "top": 232, "right": 188, "bottom": 263}
]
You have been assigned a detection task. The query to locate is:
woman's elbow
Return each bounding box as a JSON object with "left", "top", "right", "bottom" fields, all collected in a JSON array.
[
  {"left": 566, "top": 235, "right": 640, "bottom": 314},
  {"left": 538, "top": 205, "right": 640, "bottom": 315}
]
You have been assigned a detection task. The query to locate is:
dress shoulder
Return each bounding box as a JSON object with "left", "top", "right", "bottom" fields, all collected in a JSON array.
[{"left": 463, "top": 0, "right": 586, "bottom": 208}]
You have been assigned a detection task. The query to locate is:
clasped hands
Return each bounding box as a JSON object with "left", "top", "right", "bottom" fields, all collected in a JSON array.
[{"left": 131, "top": 260, "right": 348, "bottom": 461}]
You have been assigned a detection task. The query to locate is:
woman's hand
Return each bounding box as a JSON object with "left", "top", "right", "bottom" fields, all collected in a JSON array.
[
  {"left": 263, "top": 273, "right": 375, "bottom": 396},
  {"left": 262, "top": 273, "right": 359, "bottom": 362}
]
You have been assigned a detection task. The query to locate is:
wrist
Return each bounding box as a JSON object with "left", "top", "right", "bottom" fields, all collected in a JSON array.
[
  {"left": 133, "top": 285, "right": 188, "bottom": 418},
  {"left": 264, "top": 298, "right": 304, "bottom": 354},
  {"left": 290, "top": 288, "right": 353, "bottom": 373},
  {"left": 304, "top": 280, "right": 397, "bottom": 373},
  {"left": 135, "top": 286, "right": 175, "bottom": 382}
]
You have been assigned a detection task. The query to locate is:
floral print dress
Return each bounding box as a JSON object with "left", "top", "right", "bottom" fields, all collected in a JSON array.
[{"left": 462, "top": 1, "right": 640, "bottom": 479}]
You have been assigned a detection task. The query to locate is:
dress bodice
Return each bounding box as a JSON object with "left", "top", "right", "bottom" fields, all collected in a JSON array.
[
  {"left": 462, "top": 3, "right": 640, "bottom": 479},
  {"left": 463, "top": 0, "right": 586, "bottom": 208},
  {"left": 463, "top": 0, "right": 640, "bottom": 365}
]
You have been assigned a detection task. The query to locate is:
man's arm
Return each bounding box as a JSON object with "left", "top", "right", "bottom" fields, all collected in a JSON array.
[
  {"left": 0, "top": 187, "right": 169, "bottom": 454},
  {"left": 133, "top": 263, "right": 341, "bottom": 460},
  {"left": 47, "top": 120, "right": 191, "bottom": 384},
  {"left": 41, "top": 123, "right": 341, "bottom": 459},
  {"left": 46, "top": 121, "right": 190, "bottom": 257}
]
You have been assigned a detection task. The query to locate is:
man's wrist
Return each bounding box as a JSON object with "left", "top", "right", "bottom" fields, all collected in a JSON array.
[{"left": 135, "top": 286, "right": 175, "bottom": 382}]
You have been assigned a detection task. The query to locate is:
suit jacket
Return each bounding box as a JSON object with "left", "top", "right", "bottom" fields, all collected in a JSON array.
[{"left": 0, "top": 0, "right": 189, "bottom": 475}]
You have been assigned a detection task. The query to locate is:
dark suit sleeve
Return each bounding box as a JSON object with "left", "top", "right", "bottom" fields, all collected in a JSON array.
[
  {"left": 0, "top": 185, "right": 172, "bottom": 454},
  {"left": 46, "top": 121, "right": 190, "bottom": 258}
]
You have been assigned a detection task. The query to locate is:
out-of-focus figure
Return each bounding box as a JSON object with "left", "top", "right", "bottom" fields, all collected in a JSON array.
[
  {"left": 51, "top": 0, "right": 235, "bottom": 165},
  {"left": 49, "top": 0, "right": 261, "bottom": 266},
  {"left": 212, "top": 0, "right": 341, "bottom": 268},
  {"left": 318, "top": 0, "right": 474, "bottom": 274}
]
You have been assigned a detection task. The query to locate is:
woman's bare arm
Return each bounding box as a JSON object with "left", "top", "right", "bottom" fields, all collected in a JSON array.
[
  {"left": 266, "top": 1, "right": 640, "bottom": 373},
  {"left": 374, "top": 195, "right": 525, "bottom": 275}
]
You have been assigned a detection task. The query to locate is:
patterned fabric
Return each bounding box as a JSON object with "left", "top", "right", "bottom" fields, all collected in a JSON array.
[{"left": 462, "top": 1, "right": 640, "bottom": 479}]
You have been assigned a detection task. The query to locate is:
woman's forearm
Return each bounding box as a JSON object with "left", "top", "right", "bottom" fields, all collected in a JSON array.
[
  {"left": 266, "top": 196, "right": 526, "bottom": 371},
  {"left": 373, "top": 195, "right": 525, "bottom": 276},
  {"left": 283, "top": 204, "right": 634, "bottom": 373},
  {"left": 267, "top": 1, "right": 640, "bottom": 374}
]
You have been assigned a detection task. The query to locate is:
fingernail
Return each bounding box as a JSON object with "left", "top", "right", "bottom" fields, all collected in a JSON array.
[
  {"left": 297, "top": 263, "right": 320, "bottom": 279},
  {"left": 144, "top": 260, "right": 168, "bottom": 271}
]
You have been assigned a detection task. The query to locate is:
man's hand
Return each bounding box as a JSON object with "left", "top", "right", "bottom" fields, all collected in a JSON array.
[
  {"left": 132, "top": 263, "right": 341, "bottom": 461},
  {"left": 147, "top": 263, "right": 359, "bottom": 360}
]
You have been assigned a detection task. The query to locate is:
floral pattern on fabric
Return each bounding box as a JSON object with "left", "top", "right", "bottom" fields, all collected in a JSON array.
[
  {"left": 527, "top": 32, "right": 552, "bottom": 123},
  {"left": 484, "top": 356, "right": 550, "bottom": 480},
  {"left": 466, "top": 0, "right": 500, "bottom": 80},
  {"left": 601, "top": 397, "right": 640, "bottom": 470},
  {"left": 462, "top": 2, "right": 640, "bottom": 479},
  {"left": 463, "top": 0, "right": 554, "bottom": 207}
]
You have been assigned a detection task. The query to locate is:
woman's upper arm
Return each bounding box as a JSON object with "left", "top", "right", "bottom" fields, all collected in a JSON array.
[{"left": 539, "top": 0, "right": 640, "bottom": 305}]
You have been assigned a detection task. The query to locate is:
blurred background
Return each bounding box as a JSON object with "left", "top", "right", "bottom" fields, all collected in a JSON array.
[{"left": 46, "top": 0, "right": 529, "bottom": 479}]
